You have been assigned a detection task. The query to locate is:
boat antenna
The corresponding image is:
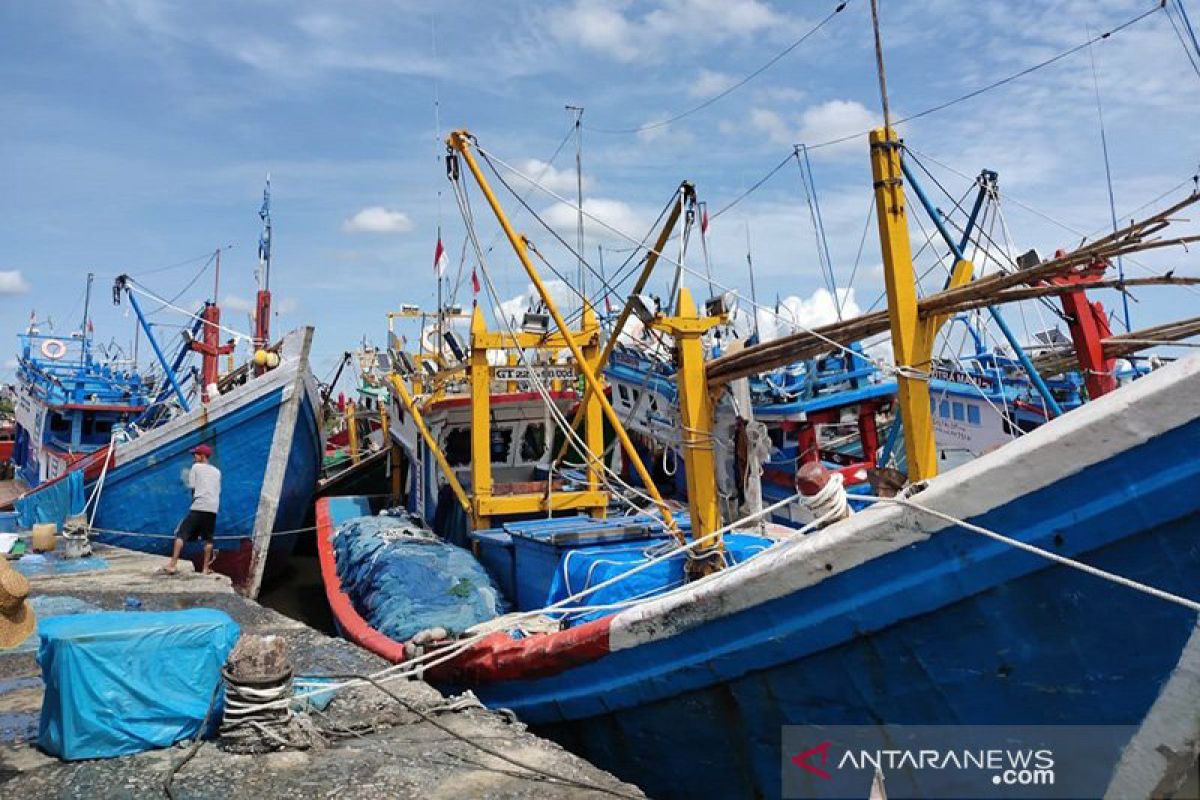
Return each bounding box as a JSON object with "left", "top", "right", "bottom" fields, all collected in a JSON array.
[
  {"left": 80, "top": 271, "right": 94, "bottom": 366},
  {"left": 1087, "top": 23, "right": 1130, "bottom": 332},
  {"left": 432, "top": 15, "right": 445, "bottom": 356},
  {"left": 869, "top": 0, "right": 892, "bottom": 130},
  {"left": 745, "top": 219, "right": 760, "bottom": 340},
  {"left": 567, "top": 104, "right": 585, "bottom": 301}
]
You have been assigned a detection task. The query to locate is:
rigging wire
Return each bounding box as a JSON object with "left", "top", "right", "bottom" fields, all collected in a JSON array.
[
  {"left": 711, "top": 3, "right": 1166, "bottom": 218},
  {"left": 1166, "top": 0, "right": 1200, "bottom": 78},
  {"left": 586, "top": 1, "right": 850, "bottom": 135}
]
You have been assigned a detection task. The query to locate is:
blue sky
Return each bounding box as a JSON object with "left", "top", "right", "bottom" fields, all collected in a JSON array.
[{"left": 2, "top": 0, "right": 1198, "bottom": 385}]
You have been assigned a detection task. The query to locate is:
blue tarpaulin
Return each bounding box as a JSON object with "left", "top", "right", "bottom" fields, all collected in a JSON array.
[
  {"left": 37, "top": 609, "right": 240, "bottom": 760},
  {"left": 15, "top": 470, "right": 85, "bottom": 530},
  {"left": 546, "top": 533, "right": 773, "bottom": 626},
  {"left": 335, "top": 514, "right": 507, "bottom": 642}
]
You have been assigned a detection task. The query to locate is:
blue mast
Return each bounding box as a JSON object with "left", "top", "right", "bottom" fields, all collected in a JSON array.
[
  {"left": 899, "top": 158, "right": 1064, "bottom": 418},
  {"left": 112, "top": 276, "right": 190, "bottom": 413}
]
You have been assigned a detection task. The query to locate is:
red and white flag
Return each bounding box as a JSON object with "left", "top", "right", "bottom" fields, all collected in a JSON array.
[
  {"left": 433, "top": 234, "right": 448, "bottom": 277},
  {"left": 700, "top": 205, "right": 710, "bottom": 236},
  {"left": 471, "top": 266, "right": 481, "bottom": 295}
]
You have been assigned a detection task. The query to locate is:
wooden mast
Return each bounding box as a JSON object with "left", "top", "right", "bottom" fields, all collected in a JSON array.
[{"left": 868, "top": 0, "right": 938, "bottom": 481}]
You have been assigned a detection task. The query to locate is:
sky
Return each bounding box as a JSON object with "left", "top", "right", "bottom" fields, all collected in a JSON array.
[{"left": 2, "top": 0, "right": 1198, "bottom": 387}]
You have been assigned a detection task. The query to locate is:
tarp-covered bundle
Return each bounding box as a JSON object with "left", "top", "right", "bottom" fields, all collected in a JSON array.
[
  {"left": 546, "top": 532, "right": 773, "bottom": 626},
  {"left": 15, "top": 469, "right": 84, "bottom": 530},
  {"left": 334, "top": 514, "right": 506, "bottom": 642},
  {"left": 37, "top": 608, "right": 240, "bottom": 760}
]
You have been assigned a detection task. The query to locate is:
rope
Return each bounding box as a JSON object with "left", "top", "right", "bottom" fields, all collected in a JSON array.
[
  {"left": 858, "top": 493, "right": 1200, "bottom": 613},
  {"left": 318, "top": 672, "right": 641, "bottom": 799}
]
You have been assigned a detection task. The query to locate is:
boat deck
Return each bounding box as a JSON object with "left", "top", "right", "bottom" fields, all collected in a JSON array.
[{"left": 0, "top": 541, "right": 641, "bottom": 798}]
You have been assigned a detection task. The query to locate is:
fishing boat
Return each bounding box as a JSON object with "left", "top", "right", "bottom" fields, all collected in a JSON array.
[
  {"left": 317, "top": 121, "right": 1200, "bottom": 799},
  {"left": 12, "top": 183, "right": 324, "bottom": 598}
]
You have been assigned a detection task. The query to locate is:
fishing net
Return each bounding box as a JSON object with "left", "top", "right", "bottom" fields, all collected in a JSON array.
[{"left": 334, "top": 514, "right": 507, "bottom": 643}]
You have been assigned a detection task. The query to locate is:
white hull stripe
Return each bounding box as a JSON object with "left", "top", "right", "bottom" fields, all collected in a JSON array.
[{"left": 610, "top": 353, "right": 1200, "bottom": 652}]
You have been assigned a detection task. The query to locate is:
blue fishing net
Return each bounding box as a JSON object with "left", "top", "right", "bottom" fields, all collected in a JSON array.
[{"left": 334, "top": 514, "right": 507, "bottom": 642}]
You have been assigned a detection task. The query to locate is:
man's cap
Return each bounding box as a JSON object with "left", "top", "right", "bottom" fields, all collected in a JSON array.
[{"left": 192, "top": 444, "right": 213, "bottom": 457}]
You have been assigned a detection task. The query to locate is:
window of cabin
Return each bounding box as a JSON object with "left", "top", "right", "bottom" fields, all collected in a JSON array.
[
  {"left": 520, "top": 423, "right": 546, "bottom": 462},
  {"left": 967, "top": 405, "right": 981, "bottom": 426},
  {"left": 768, "top": 427, "right": 784, "bottom": 450},
  {"left": 952, "top": 402, "right": 965, "bottom": 421},
  {"left": 617, "top": 384, "right": 631, "bottom": 406},
  {"left": 490, "top": 427, "right": 513, "bottom": 464},
  {"left": 939, "top": 401, "right": 950, "bottom": 418},
  {"left": 48, "top": 413, "right": 71, "bottom": 435},
  {"left": 443, "top": 427, "right": 471, "bottom": 466}
]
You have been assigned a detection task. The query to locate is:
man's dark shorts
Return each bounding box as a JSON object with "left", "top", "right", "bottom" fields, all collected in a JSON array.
[{"left": 176, "top": 510, "right": 217, "bottom": 543}]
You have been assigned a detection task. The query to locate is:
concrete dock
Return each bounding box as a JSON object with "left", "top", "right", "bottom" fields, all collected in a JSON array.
[{"left": 0, "top": 543, "right": 642, "bottom": 799}]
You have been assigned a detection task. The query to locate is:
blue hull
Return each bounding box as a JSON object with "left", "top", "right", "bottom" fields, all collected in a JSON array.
[
  {"left": 469, "top": 416, "right": 1200, "bottom": 799},
  {"left": 90, "top": 386, "right": 321, "bottom": 592}
]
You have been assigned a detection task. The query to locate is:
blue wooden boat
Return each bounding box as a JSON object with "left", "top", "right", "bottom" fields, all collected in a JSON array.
[
  {"left": 315, "top": 127, "right": 1200, "bottom": 798},
  {"left": 15, "top": 325, "right": 323, "bottom": 597}
]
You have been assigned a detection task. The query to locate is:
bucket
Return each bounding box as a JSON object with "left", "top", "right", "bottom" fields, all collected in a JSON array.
[{"left": 31, "top": 523, "right": 57, "bottom": 553}]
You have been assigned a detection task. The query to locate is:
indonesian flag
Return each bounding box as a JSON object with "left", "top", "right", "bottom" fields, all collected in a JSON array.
[
  {"left": 471, "top": 266, "right": 481, "bottom": 295},
  {"left": 701, "top": 204, "right": 710, "bottom": 236},
  {"left": 434, "top": 234, "right": 448, "bottom": 277}
]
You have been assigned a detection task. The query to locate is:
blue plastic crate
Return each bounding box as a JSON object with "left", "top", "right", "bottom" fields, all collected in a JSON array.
[
  {"left": 468, "top": 528, "right": 516, "bottom": 602},
  {"left": 505, "top": 516, "right": 674, "bottom": 611}
]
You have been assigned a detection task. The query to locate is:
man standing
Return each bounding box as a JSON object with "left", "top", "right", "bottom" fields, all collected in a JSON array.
[{"left": 164, "top": 444, "right": 221, "bottom": 575}]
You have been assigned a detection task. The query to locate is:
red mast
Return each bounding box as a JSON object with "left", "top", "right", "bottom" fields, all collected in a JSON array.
[
  {"left": 1049, "top": 250, "right": 1117, "bottom": 400},
  {"left": 190, "top": 249, "right": 234, "bottom": 403},
  {"left": 254, "top": 175, "right": 273, "bottom": 373}
]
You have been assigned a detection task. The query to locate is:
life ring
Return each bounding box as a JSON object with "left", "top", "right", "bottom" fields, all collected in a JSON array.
[{"left": 41, "top": 339, "right": 67, "bottom": 360}]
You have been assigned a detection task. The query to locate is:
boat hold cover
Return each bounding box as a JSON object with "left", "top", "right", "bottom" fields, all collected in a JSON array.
[
  {"left": 36, "top": 608, "right": 240, "bottom": 760},
  {"left": 334, "top": 514, "right": 507, "bottom": 642}
]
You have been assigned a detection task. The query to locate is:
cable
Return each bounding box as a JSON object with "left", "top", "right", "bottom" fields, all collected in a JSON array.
[
  {"left": 319, "top": 672, "right": 641, "bottom": 799},
  {"left": 812, "top": 2, "right": 1165, "bottom": 152},
  {"left": 586, "top": 1, "right": 849, "bottom": 135},
  {"left": 709, "top": 3, "right": 1166, "bottom": 216}
]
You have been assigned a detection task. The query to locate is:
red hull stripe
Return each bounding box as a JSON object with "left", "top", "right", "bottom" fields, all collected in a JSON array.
[
  {"left": 314, "top": 497, "right": 613, "bottom": 679},
  {"left": 315, "top": 498, "right": 408, "bottom": 663}
]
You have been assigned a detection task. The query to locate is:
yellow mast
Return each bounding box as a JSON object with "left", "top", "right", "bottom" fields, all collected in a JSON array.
[
  {"left": 446, "top": 130, "right": 683, "bottom": 541},
  {"left": 649, "top": 287, "right": 726, "bottom": 578},
  {"left": 868, "top": 0, "right": 937, "bottom": 481}
]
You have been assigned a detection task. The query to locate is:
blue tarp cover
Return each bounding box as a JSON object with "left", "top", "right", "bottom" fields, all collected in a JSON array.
[
  {"left": 37, "top": 608, "right": 240, "bottom": 760},
  {"left": 335, "top": 514, "right": 507, "bottom": 642},
  {"left": 15, "top": 469, "right": 84, "bottom": 530},
  {"left": 546, "top": 532, "right": 773, "bottom": 625}
]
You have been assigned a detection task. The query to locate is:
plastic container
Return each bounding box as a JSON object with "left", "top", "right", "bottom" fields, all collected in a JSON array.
[
  {"left": 469, "top": 528, "right": 516, "bottom": 602},
  {"left": 506, "top": 516, "right": 667, "bottom": 611}
]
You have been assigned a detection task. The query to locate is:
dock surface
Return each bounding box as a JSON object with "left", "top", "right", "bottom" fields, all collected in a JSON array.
[{"left": 0, "top": 543, "right": 641, "bottom": 799}]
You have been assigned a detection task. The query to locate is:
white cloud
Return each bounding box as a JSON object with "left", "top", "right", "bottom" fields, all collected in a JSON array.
[
  {"left": 542, "top": 197, "right": 645, "bottom": 243},
  {"left": 737, "top": 288, "right": 862, "bottom": 342},
  {"left": 0, "top": 271, "right": 31, "bottom": 295},
  {"left": 341, "top": 206, "right": 413, "bottom": 234},
  {"left": 513, "top": 158, "right": 592, "bottom": 195},
  {"left": 547, "top": 0, "right": 786, "bottom": 63},
  {"left": 749, "top": 100, "right": 880, "bottom": 155},
  {"left": 496, "top": 280, "right": 578, "bottom": 327},
  {"left": 222, "top": 294, "right": 254, "bottom": 314},
  {"left": 549, "top": 3, "right": 640, "bottom": 62},
  {"left": 690, "top": 68, "right": 737, "bottom": 98},
  {"left": 796, "top": 100, "right": 879, "bottom": 154}
]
